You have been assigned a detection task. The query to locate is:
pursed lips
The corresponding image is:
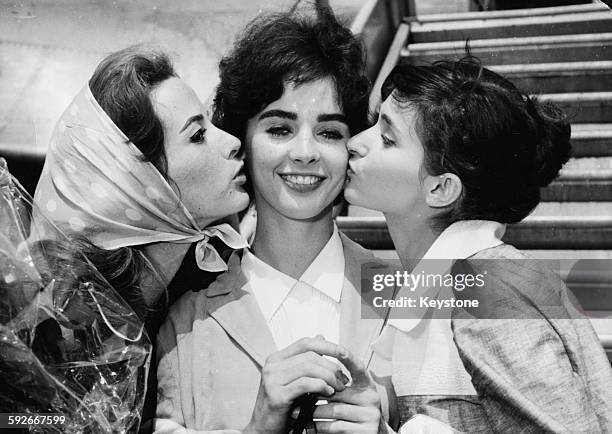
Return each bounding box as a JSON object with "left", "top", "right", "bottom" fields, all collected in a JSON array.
[
  {"left": 233, "top": 162, "right": 245, "bottom": 178},
  {"left": 347, "top": 161, "right": 357, "bottom": 177}
]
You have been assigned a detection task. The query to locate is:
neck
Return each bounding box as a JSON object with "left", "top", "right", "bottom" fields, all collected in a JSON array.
[
  {"left": 142, "top": 242, "right": 191, "bottom": 306},
  {"left": 384, "top": 211, "right": 439, "bottom": 271},
  {"left": 251, "top": 204, "right": 334, "bottom": 280}
]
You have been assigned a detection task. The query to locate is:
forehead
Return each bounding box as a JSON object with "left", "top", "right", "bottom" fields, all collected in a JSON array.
[
  {"left": 150, "top": 77, "right": 203, "bottom": 126},
  {"left": 380, "top": 94, "right": 418, "bottom": 133},
  {"left": 265, "top": 77, "right": 342, "bottom": 115}
]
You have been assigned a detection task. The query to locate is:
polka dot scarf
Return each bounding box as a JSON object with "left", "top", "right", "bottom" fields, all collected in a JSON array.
[{"left": 32, "top": 85, "right": 247, "bottom": 272}]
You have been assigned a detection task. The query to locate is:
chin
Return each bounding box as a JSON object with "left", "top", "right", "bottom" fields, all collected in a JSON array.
[
  {"left": 279, "top": 202, "right": 333, "bottom": 221},
  {"left": 343, "top": 184, "right": 366, "bottom": 207},
  {"left": 344, "top": 189, "right": 383, "bottom": 212},
  {"left": 230, "top": 190, "right": 251, "bottom": 214}
]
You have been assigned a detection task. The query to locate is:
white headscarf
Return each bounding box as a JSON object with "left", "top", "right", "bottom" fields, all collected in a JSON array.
[{"left": 33, "top": 85, "right": 247, "bottom": 272}]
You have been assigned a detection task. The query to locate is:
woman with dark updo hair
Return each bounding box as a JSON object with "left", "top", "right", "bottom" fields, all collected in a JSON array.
[{"left": 345, "top": 57, "right": 612, "bottom": 432}]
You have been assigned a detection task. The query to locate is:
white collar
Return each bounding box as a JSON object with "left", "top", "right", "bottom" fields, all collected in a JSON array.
[
  {"left": 422, "top": 220, "right": 506, "bottom": 260},
  {"left": 242, "top": 225, "right": 345, "bottom": 321},
  {"left": 388, "top": 220, "right": 506, "bottom": 332}
]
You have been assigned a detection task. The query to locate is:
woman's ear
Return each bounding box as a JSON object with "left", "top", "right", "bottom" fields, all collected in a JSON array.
[{"left": 422, "top": 173, "right": 462, "bottom": 208}]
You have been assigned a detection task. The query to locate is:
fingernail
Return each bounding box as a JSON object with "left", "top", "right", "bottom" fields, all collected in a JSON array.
[
  {"left": 325, "top": 385, "right": 335, "bottom": 396},
  {"left": 335, "top": 376, "right": 346, "bottom": 390},
  {"left": 340, "top": 372, "right": 350, "bottom": 384},
  {"left": 338, "top": 347, "right": 349, "bottom": 358}
]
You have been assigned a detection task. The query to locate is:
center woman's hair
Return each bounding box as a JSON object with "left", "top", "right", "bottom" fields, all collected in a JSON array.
[
  {"left": 214, "top": 2, "right": 371, "bottom": 141},
  {"left": 383, "top": 57, "right": 571, "bottom": 228}
]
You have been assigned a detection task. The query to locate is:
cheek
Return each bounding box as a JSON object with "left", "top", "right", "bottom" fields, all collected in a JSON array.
[
  {"left": 245, "top": 140, "right": 279, "bottom": 195},
  {"left": 367, "top": 153, "right": 419, "bottom": 198},
  {"left": 326, "top": 145, "right": 349, "bottom": 178},
  {"left": 181, "top": 150, "right": 224, "bottom": 198},
  {"left": 246, "top": 135, "right": 273, "bottom": 170}
]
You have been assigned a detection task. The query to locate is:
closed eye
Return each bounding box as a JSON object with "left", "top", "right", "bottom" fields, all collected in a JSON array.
[
  {"left": 382, "top": 135, "right": 395, "bottom": 147},
  {"left": 190, "top": 128, "right": 207, "bottom": 143}
]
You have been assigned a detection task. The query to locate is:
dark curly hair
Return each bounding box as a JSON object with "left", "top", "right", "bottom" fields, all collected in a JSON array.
[
  {"left": 382, "top": 57, "right": 571, "bottom": 229},
  {"left": 213, "top": 1, "right": 371, "bottom": 142}
]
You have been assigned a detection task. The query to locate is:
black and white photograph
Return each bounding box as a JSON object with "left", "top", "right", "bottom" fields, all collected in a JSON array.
[{"left": 1, "top": 0, "right": 611, "bottom": 432}]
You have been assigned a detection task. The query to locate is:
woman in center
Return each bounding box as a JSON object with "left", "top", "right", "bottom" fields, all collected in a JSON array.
[{"left": 155, "top": 4, "right": 398, "bottom": 433}]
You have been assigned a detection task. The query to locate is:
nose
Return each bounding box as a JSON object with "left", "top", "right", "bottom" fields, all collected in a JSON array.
[
  {"left": 347, "top": 129, "right": 369, "bottom": 158},
  {"left": 211, "top": 123, "right": 241, "bottom": 160},
  {"left": 288, "top": 131, "right": 320, "bottom": 165}
]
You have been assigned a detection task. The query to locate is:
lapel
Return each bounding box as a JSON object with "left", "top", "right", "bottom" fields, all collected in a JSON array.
[
  {"left": 205, "top": 251, "right": 277, "bottom": 367},
  {"left": 204, "top": 235, "right": 397, "bottom": 368},
  {"left": 338, "top": 233, "right": 396, "bottom": 365}
]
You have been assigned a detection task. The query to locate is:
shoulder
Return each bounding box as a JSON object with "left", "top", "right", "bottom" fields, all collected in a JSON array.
[
  {"left": 163, "top": 288, "right": 210, "bottom": 337},
  {"left": 453, "top": 243, "right": 578, "bottom": 320},
  {"left": 163, "top": 250, "right": 246, "bottom": 332},
  {"left": 469, "top": 243, "right": 528, "bottom": 260},
  {"left": 462, "top": 243, "right": 563, "bottom": 290},
  {"left": 340, "top": 231, "right": 393, "bottom": 267}
]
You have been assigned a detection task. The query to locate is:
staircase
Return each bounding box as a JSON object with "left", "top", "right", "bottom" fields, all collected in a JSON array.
[{"left": 341, "top": 1, "right": 612, "bottom": 358}]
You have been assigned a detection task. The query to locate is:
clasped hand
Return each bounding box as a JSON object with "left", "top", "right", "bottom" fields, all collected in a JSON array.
[{"left": 245, "top": 336, "right": 383, "bottom": 434}]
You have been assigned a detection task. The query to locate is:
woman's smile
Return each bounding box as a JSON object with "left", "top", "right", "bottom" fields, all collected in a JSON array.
[
  {"left": 245, "top": 77, "right": 349, "bottom": 221},
  {"left": 279, "top": 172, "right": 326, "bottom": 192}
]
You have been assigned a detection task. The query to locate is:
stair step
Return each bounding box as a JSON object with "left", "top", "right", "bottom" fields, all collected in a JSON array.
[
  {"left": 531, "top": 201, "right": 612, "bottom": 216},
  {"left": 402, "top": 32, "right": 612, "bottom": 65},
  {"left": 560, "top": 156, "right": 612, "bottom": 175},
  {"left": 410, "top": 11, "right": 612, "bottom": 43},
  {"left": 572, "top": 124, "right": 612, "bottom": 157},
  {"left": 338, "top": 215, "right": 612, "bottom": 249},
  {"left": 538, "top": 92, "right": 612, "bottom": 123},
  {"left": 369, "top": 248, "right": 612, "bottom": 314},
  {"left": 372, "top": 249, "right": 612, "bottom": 260},
  {"left": 349, "top": 201, "right": 612, "bottom": 218},
  {"left": 490, "top": 61, "right": 612, "bottom": 93},
  {"left": 411, "top": 3, "right": 609, "bottom": 23},
  {"left": 371, "top": 248, "right": 612, "bottom": 310},
  {"left": 341, "top": 202, "right": 612, "bottom": 250},
  {"left": 544, "top": 157, "right": 612, "bottom": 201}
]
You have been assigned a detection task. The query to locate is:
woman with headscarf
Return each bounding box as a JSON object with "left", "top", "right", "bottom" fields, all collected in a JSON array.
[
  {"left": 32, "top": 46, "right": 251, "bottom": 431},
  {"left": 33, "top": 46, "right": 250, "bottom": 320}
]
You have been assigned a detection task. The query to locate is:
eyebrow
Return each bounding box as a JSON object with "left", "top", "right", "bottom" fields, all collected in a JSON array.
[
  {"left": 258, "top": 110, "right": 348, "bottom": 125},
  {"left": 381, "top": 113, "right": 396, "bottom": 130},
  {"left": 317, "top": 113, "right": 347, "bottom": 124},
  {"left": 259, "top": 110, "right": 297, "bottom": 121},
  {"left": 179, "top": 114, "right": 204, "bottom": 133}
]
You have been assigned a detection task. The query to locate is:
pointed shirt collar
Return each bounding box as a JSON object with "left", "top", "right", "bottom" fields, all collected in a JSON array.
[
  {"left": 422, "top": 220, "right": 506, "bottom": 260},
  {"left": 388, "top": 220, "right": 506, "bottom": 332},
  {"left": 241, "top": 225, "right": 344, "bottom": 321}
]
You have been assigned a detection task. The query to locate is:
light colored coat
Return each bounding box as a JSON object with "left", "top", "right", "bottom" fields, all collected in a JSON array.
[
  {"left": 394, "top": 244, "right": 612, "bottom": 433},
  {"left": 154, "top": 234, "right": 398, "bottom": 433}
]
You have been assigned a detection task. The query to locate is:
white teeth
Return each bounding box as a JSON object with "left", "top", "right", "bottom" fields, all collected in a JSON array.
[{"left": 283, "top": 175, "right": 322, "bottom": 185}]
